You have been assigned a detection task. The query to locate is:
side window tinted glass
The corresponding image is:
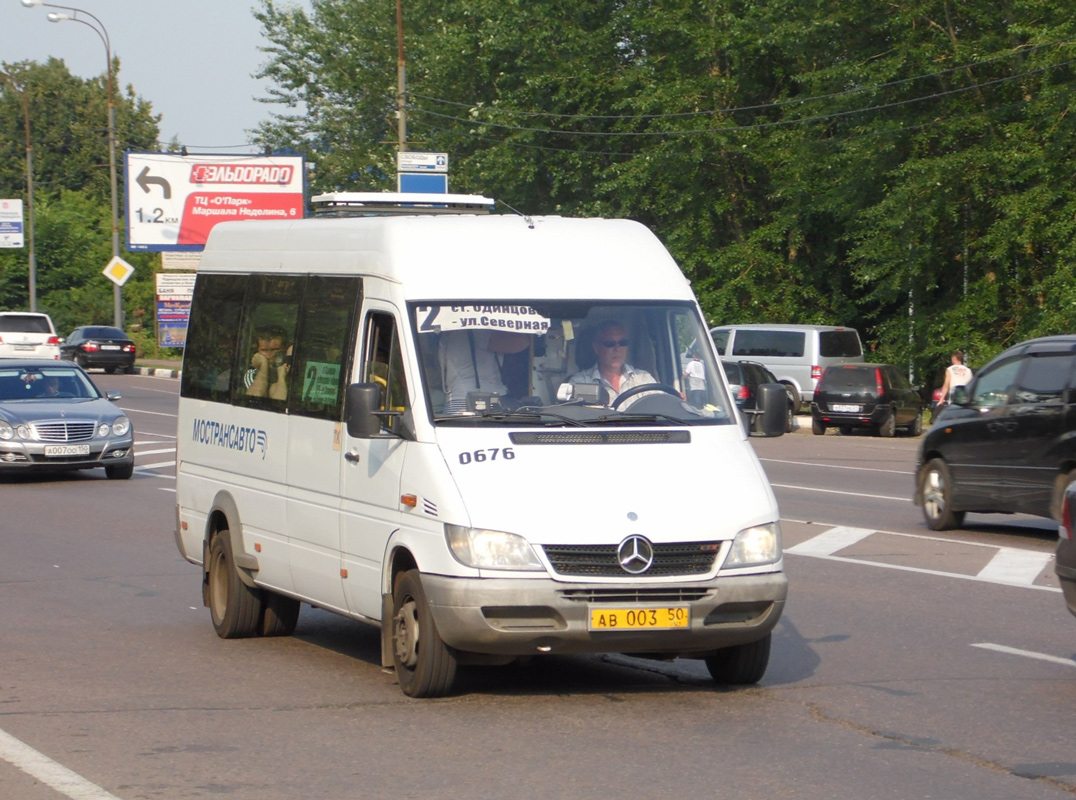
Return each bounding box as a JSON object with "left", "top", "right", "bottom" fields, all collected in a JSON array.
[
  {"left": 732, "top": 330, "right": 806, "bottom": 358},
  {"left": 291, "top": 277, "right": 361, "bottom": 420},
  {"left": 1012, "top": 354, "right": 1075, "bottom": 405},
  {"left": 711, "top": 330, "right": 729, "bottom": 355},
  {"left": 819, "top": 331, "right": 863, "bottom": 358},
  {"left": 363, "top": 312, "right": 410, "bottom": 433},
  {"left": 237, "top": 275, "right": 303, "bottom": 410},
  {"left": 180, "top": 274, "right": 246, "bottom": 402},
  {"left": 968, "top": 357, "right": 1022, "bottom": 407}
]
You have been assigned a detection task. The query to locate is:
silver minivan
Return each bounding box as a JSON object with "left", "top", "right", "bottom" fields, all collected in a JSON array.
[{"left": 710, "top": 324, "right": 863, "bottom": 409}]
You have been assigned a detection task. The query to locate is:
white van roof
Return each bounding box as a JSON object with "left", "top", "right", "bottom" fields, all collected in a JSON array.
[{"left": 200, "top": 214, "right": 693, "bottom": 302}]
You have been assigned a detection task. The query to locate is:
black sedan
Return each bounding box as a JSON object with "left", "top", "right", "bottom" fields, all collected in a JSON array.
[
  {"left": 0, "top": 360, "right": 134, "bottom": 479},
  {"left": 1057, "top": 483, "right": 1076, "bottom": 619},
  {"left": 60, "top": 325, "right": 137, "bottom": 373}
]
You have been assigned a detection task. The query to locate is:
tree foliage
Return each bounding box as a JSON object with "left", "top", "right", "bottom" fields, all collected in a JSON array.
[
  {"left": 253, "top": 0, "right": 1076, "bottom": 386},
  {"left": 0, "top": 58, "right": 160, "bottom": 337}
]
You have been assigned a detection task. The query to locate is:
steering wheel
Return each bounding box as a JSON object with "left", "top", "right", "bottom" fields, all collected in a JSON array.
[{"left": 610, "top": 383, "right": 681, "bottom": 410}]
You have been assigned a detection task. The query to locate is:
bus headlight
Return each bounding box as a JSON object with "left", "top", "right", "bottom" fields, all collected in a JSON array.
[
  {"left": 445, "top": 524, "right": 544, "bottom": 571},
  {"left": 726, "top": 523, "right": 781, "bottom": 568}
]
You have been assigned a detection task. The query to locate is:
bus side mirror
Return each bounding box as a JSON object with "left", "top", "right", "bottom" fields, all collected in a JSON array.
[
  {"left": 345, "top": 383, "right": 384, "bottom": 439},
  {"left": 755, "top": 383, "right": 788, "bottom": 438}
]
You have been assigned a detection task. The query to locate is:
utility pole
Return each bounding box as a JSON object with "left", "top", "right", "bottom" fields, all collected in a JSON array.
[{"left": 396, "top": 0, "right": 407, "bottom": 152}]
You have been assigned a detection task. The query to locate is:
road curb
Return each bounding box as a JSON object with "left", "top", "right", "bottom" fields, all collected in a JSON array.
[{"left": 133, "top": 365, "right": 182, "bottom": 379}]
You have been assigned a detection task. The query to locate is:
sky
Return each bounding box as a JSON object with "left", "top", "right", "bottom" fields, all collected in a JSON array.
[{"left": 1, "top": 0, "right": 310, "bottom": 153}]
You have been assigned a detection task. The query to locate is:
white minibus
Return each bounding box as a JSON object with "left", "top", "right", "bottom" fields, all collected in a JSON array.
[{"left": 174, "top": 193, "right": 788, "bottom": 697}]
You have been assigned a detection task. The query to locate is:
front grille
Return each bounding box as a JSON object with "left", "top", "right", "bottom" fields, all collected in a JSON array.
[
  {"left": 510, "top": 431, "right": 691, "bottom": 445},
  {"left": 543, "top": 542, "right": 720, "bottom": 577},
  {"left": 560, "top": 587, "right": 711, "bottom": 603},
  {"left": 32, "top": 421, "right": 96, "bottom": 442}
]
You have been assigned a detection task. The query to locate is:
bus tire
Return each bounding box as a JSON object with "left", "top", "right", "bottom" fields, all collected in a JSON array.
[
  {"left": 207, "top": 530, "right": 261, "bottom": 639},
  {"left": 391, "top": 569, "right": 457, "bottom": 698}
]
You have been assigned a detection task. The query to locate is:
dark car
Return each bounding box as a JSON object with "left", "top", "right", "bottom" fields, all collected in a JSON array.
[
  {"left": 0, "top": 360, "right": 134, "bottom": 479},
  {"left": 1058, "top": 484, "right": 1076, "bottom": 619},
  {"left": 721, "top": 360, "right": 794, "bottom": 434},
  {"left": 914, "top": 335, "right": 1076, "bottom": 531},
  {"left": 810, "top": 363, "right": 924, "bottom": 437},
  {"left": 60, "top": 325, "right": 137, "bottom": 373}
]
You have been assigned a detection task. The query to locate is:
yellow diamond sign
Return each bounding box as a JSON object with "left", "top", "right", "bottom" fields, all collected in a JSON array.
[{"left": 103, "top": 256, "right": 135, "bottom": 287}]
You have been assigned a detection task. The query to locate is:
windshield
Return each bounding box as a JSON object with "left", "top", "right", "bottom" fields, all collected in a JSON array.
[
  {"left": 0, "top": 366, "right": 101, "bottom": 401},
  {"left": 411, "top": 301, "right": 734, "bottom": 426}
]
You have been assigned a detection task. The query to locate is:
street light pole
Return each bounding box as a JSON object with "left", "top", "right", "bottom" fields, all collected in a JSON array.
[
  {"left": 22, "top": 0, "right": 122, "bottom": 328},
  {"left": 0, "top": 71, "right": 37, "bottom": 311}
]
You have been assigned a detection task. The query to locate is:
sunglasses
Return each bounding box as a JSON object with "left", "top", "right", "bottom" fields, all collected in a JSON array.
[{"left": 599, "top": 338, "right": 630, "bottom": 348}]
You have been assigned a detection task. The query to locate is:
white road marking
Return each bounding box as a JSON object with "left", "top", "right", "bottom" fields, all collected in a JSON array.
[
  {"left": 761, "top": 457, "right": 910, "bottom": 475},
  {"left": 976, "top": 548, "right": 1053, "bottom": 586},
  {"left": 0, "top": 726, "right": 122, "bottom": 800},
  {"left": 136, "top": 461, "right": 176, "bottom": 471},
  {"left": 770, "top": 483, "right": 911, "bottom": 502},
  {"left": 971, "top": 643, "right": 1076, "bottom": 668},
  {"left": 785, "top": 524, "right": 1061, "bottom": 592},
  {"left": 785, "top": 526, "right": 875, "bottom": 557},
  {"left": 158, "top": 486, "right": 177, "bottom": 493},
  {"left": 119, "top": 408, "right": 176, "bottom": 419},
  {"left": 133, "top": 448, "right": 176, "bottom": 457}
]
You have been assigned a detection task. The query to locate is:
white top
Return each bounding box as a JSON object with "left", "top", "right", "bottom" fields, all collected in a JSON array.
[
  {"left": 440, "top": 331, "right": 508, "bottom": 411},
  {"left": 684, "top": 359, "right": 706, "bottom": 391},
  {"left": 947, "top": 363, "right": 973, "bottom": 393},
  {"left": 568, "top": 363, "right": 657, "bottom": 405}
]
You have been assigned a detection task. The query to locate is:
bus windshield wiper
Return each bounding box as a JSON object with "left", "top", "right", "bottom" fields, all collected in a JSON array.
[{"left": 592, "top": 413, "right": 690, "bottom": 426}]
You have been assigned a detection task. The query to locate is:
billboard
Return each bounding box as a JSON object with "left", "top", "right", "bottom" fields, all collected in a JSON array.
[{"left": 125, "top": 153, "right": 305, "bottom": 252}]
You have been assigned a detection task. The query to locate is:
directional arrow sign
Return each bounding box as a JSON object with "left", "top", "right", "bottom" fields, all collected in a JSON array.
[
  {"left": 136, "top": 166, "right": 172, "bottom": 199},
  {"left": 103, "top": 256, "right": 135, "bottom": 286}
]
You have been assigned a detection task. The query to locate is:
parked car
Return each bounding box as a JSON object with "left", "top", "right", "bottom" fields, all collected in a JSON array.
[
  {"left": 0, "top": 312, "right": 61, "bottom": 361},
  {"left": 811, "top": 363, "right": 924, "bottom": 437},
  {"left": 721, "top": 359, "right": 794, "bottom": 433},
  {"left": 914, "top": 335, "right": 1076, "bottom": 531},
  {"left": 0, "top": 360, "right": 134, "bottom": 479},
  {"left": 60, "top": 326, "right": 137, "bottom": 373},
  {"left": 1058, "top": 483, "right": 1076, "bottom": 619},
  {"left": 710, "top": 324, "right": 863, "bottom": 411}
]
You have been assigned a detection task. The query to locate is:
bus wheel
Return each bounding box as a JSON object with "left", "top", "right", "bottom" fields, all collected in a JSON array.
[
  {"left": 207, "top": 530, "right": 261, "bottom": 639},
  {"left": 391, "top": 569, "right": 457, "bottom": 698},
  {"left": 259, "top": 591, "right": 300, "bottom": 637},
  {"left": 704, "top": 634, "right": 771, "bottom": 685}
]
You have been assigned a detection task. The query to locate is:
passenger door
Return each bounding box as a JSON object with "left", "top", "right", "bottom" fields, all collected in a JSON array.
[
  {"left": 998, "top": 351, "right": 1076, "bottom": 516},
  {"left": 339, "top": 305, "right": 412, "bottom": 620},
  {"left": 940, "top": 355, "right": 1024, "bottom": 509},
  {"left": 285, "top": 277, "right": 361, "bottom": 613}
]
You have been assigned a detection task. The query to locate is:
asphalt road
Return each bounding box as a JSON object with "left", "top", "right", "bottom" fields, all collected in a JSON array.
[{"left": 2, "top": 379, "right": 1073, "bottom": 800}]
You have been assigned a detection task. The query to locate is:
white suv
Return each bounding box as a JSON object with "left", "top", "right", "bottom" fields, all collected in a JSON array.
[{"left": 0, "top": 312, "right": 62, "bottom": 360}]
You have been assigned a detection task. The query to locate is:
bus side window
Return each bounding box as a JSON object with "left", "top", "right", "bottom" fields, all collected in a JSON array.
[
  {"left": 291, "top": 276, "right": 361, "bottom": 420},
  {"left": 179, "top": 274, "right": 246, "bottom": 403},
  {"left": 363, "top": 312, "right": 410, "bottom": 433},
  {"left": 236, "top": 276, "right": 302, "bottom": 409}
]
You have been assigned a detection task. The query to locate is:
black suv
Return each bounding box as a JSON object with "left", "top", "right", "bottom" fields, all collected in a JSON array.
[
  {"left": 811, "top": 363, "right": 923, "bottom": 437},
  {"left": 914, "top": 335, "right": 1076, "bottom": 531}
]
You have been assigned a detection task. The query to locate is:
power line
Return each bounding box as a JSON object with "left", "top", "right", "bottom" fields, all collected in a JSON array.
[
  {"left": 407, "top": 57, "right": 1076, "bottom": 138},
  {"left": 409, "top": 38, "right": 1074, "bottom": 122}
]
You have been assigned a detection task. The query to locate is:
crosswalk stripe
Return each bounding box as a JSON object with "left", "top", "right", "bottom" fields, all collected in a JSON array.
[
  {"left": 785, "top": 526, "right": 875, "bottom": 557},
  {"left": 976, "top": 548, "right": 1053, "bottom": 586}
]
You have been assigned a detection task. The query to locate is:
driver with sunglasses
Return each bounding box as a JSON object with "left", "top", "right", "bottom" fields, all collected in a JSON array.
[{"left": 569, "top": 321, "right": 656, "bottom": 406}]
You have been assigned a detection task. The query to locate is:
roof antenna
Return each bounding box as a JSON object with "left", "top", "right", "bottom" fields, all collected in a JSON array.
[{"left": 496, "top": 199, "right": 534, "bottom": 229}]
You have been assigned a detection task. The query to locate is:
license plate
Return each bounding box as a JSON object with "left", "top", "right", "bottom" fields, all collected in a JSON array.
[
  {"left": 101, "top": 345, "right": 121, "bottom": 350},
  {"left": 589, "top": 607, "right": 690, "bottom": 631},
  {"left": 44, "top": 444, "right": 90, "bottom": 457},
  {"left": 831, "top": 403, "right": 861, "bottom": 412},
  {"left": 15, "top": 344, "right": 34, "bottom": 351}
]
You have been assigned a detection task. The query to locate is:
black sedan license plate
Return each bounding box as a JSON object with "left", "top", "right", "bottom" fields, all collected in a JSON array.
[
  {"left": 589, "top": 607, "right": 690, "bottom": 631},
  {"left": 44, "top": 444, "right": 90, "bottom": 457}
]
